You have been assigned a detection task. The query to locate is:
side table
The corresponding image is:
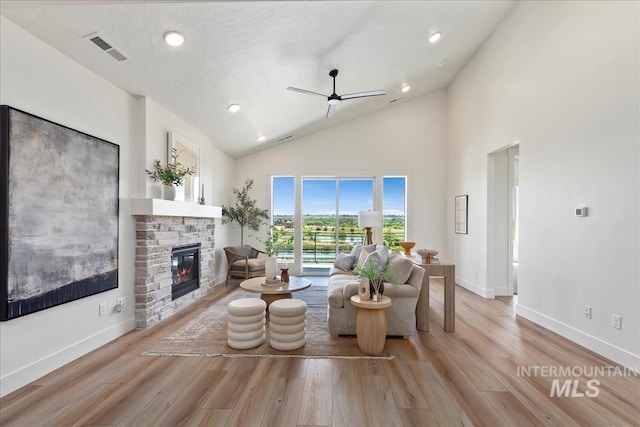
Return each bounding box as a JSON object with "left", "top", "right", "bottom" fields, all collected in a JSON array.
[
  {"left": 350, "top": 295, "right": 392, "bottom": 355},
  {"left": 415, "top": 262, "right": 455, "bottom": 332}
]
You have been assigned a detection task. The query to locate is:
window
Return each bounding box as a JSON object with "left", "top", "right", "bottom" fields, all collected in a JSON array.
[
  {"left": 383, "top": 177, "right": 406, "bottom": 251},
  {"left": 272, "top": 176, "right": 294, "bottom": 263},
  {"left": 270, "top": 175, "right": 407, "bottom": 269}
]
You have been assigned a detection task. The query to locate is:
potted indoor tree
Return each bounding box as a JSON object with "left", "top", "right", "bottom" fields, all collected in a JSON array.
[
  {"left": 222, "top": 179, "right": 270, "bottom": 245},
  {"left": 145, "top": 148, "right": 195, "bottom": 201}
]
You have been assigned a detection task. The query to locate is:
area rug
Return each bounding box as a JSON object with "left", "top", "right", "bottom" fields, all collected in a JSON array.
[{"left": 142, "top": 286, "right": 392, "bottom": 359}]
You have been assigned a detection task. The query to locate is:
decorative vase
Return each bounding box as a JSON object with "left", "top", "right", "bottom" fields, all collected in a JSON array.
[
  {"left": 174, "top": 185, "right": 185, "bottom": 201},
  {"left": 280, "top": 268, "right": 289, "bottom": 283},
  {"left": 265, "top": 256, "right": 278, "bottom": 280},
  {"left": 357, "top": 277, "right": 371, "bottom": 300},
  {"left": 163, "top": 185, "right": 176, "bottom": 201},
  {"left": 399, "top": 241, "right": 416, "bottom": 256}
]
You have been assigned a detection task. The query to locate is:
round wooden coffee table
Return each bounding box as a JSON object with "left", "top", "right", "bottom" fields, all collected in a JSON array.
[
  {"left": 240, "top": 276, "right": 311, "bottom": 307},
  {"left": 350, "top": 295, "right": 392, "bottom": 355}
]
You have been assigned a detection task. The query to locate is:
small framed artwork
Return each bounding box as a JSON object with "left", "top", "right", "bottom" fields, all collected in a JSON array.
[
  {"left": 455, "top": 195, "right": 468, "bottom": 234},
  {"left": 1, "top": 105, "right": 119, "bottom": 320},
  {"left": 168, "top": 132, "right": 200, "bottom": 203}
]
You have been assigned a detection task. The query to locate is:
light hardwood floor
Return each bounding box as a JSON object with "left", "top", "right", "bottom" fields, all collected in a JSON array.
[{"left": 1, "top": 278, "right": 638, "bottom": 426}]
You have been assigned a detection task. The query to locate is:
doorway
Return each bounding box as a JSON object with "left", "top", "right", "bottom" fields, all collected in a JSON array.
[{"left": 487, "top": 144, "right": 519, "bottom": 296}]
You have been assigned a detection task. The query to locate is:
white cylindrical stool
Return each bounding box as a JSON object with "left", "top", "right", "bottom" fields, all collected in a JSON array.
[
  {"left": 269, "top": 299, "right": 307, "bottom": 351},
  {"left": 227, "top": 298, "right": 267, "bottom": 349}
]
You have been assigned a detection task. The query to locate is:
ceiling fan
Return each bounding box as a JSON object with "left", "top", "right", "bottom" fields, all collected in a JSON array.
[{"left": 287, "top": 69, "right": 386, "bottom": 118}]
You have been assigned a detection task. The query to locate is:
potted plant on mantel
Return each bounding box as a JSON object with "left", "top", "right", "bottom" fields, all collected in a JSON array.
[{"left": 145, "top": 148, "right": 194, "bottom": 201}]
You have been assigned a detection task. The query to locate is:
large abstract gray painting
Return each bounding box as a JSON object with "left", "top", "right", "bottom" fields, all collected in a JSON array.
[{"left": 0, "top": 106, "right": 119, "bottom": 320}]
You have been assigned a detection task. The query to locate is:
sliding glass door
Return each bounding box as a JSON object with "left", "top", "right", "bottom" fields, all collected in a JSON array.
[
  {"left": 302, "top": 178, "right": 373, "bottom": 266},
  {"left": 271, "top": 176, "right": 406, "bottom": 272}
]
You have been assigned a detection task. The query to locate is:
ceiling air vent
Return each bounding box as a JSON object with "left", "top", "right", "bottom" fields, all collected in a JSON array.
[
  {"left": 277, "top": 135, "right": 293, "bottom": 142},
  {"left": 83, "top": 32, "right": 128, "bottom": 62}
]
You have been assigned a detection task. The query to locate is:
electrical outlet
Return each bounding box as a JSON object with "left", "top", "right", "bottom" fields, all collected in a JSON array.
[
  {"left": 612, "top": 314, "right": 622, "bottom": 330},
  {"left": 98, "top": 303, "right": 106, "bottom": 316},
  {"left": 583, "top": 306, "right": 592, "bottom": 319}
]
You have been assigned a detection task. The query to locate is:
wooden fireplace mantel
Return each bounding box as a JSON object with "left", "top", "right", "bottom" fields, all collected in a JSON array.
[{"left": 129, "top": 198, "right": 222, "bottom": 219}]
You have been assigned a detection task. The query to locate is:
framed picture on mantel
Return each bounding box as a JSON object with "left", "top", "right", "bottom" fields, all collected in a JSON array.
[
  {"left": 168, "top": 131, "right": 200, "bottom": 203},
  {"left": 455, "top": 195, "right": 468, "bottom": 234}
]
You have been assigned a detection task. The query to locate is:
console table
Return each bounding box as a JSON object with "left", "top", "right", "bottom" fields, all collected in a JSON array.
[{"left": 413, "top": 261, "right": 456, "bottom": 332}]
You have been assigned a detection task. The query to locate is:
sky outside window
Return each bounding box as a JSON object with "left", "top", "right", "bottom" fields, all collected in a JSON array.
[{"left": 273, "top": 177, "right": 406, "bottom": 216}]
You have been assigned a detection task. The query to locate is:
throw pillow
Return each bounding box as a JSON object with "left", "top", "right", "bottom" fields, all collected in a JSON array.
[
  {"left": 387, "top": 255, "right": 413, "bottom": 284},
  {"left": 334, "top": 253, "right": 357, "bottom": 271},
  {"left": 356, "top": 249, "right": 370, "bottom": 269},
  {"left": 351, "top": 243, "right": 377, "bottom": 258},
  {"left": 366, "top": 246, "right": 390, "bottom": 275},
  {"left": 350, "top": 243, "right": 363, "bottom": 260}
]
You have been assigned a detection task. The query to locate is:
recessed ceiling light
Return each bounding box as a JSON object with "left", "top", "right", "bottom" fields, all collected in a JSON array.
[
  {"left": 401, "top": 85, "right": 411, "bottom": 93},
  {"left": 257, "top": 135, "right": 266, "bottom": 142},
  {"left": 164, "top": 31, "right": 184, "bottom": 47},
  {"left": 428, "top": 32, "right": 441, "bottom": 44},
  {"left": 228, "top": 104, "right": 240, "bottom": 112}
]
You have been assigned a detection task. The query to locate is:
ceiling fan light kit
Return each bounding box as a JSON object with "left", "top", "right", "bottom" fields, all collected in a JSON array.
[{"left": 287, "top": 69, "right": 386, "bottom": 118}]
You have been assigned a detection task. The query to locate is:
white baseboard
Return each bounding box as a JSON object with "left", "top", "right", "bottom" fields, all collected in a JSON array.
[
  {"left": 0, "top": 317, "right": 136, "bottom": 397},
  {"left": 214, "top": 273, "right": 228, "bottom": 286},
  {"left": 492, "top": 286, "right": 511, "bottom": 296},
  {"left": 456, "top": 276, "right": 495, "bottom": 298},
  {"left": 516, "top": 303, "right": 640, "bottom": 370}
]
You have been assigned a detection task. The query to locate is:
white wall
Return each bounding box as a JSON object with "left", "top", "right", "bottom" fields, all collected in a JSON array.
[
  {"left": 446, "top": 1, "right": 639, "bottom": 367},
  {"left": 234, "top": 91, "right": 448, "bottom": 261},
  {"left": 0, "top": 17, "right": 137, "bottom": 396},
  {"left": 0, "top": 17, "right": 235, "bottom": 396},
  {"left": 142, "top": 97, "right": 235, "bottom": 284}
]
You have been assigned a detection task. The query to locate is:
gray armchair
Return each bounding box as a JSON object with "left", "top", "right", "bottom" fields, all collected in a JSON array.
[{"left": 224, "top": 245, "right": 266, "bottom": 285}]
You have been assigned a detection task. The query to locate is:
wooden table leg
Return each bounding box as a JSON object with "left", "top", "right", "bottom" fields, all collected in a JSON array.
[
  {"left": 416, "top": 273, "right": 430, "bottom": 332},
  {"left": 443, "top": 265, "right": 455, "bottom": 332},
  {"left": 261, "top": 292, "right": 292, "bottom": 308}
]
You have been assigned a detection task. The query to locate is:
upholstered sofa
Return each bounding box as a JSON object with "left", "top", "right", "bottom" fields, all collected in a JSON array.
[{"left": 327, "top": 246, "right": 425, "bottom": 337}]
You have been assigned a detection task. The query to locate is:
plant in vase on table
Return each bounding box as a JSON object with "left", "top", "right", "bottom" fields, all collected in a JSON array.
[
  {"left": 263, "top": 225, "right": 281, "bottom": 282},
  {"left": 145, "top": 148, "right": 195, "bottom": 201},
  {"left": 355, "top": 256, "right": 396, "bottom": 302}
]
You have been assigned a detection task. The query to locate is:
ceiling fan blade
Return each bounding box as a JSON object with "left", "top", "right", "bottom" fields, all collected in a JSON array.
[
  {"left": 287, "top": 87, "right": 328, "bottom": 98},
  {"left": 340, "top": 90, "right": 386, "bottom": 100},
  {"left": 326, "top": 103, "right": 336, "bottom": 119}
]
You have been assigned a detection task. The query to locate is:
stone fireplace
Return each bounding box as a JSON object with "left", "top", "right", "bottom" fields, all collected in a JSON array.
[{"left": 132, "top": 199, "right": 221, "bottom": 328}]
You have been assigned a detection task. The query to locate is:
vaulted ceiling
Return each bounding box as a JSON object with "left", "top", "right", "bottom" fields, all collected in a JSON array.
[{"left": 0, "top": 0, "right": 515, "bottom": 158}]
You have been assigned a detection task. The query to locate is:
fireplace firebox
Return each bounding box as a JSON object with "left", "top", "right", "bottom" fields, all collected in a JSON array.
[{"left": 171, "top": 244, "right": 200, "bottom": 299}]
